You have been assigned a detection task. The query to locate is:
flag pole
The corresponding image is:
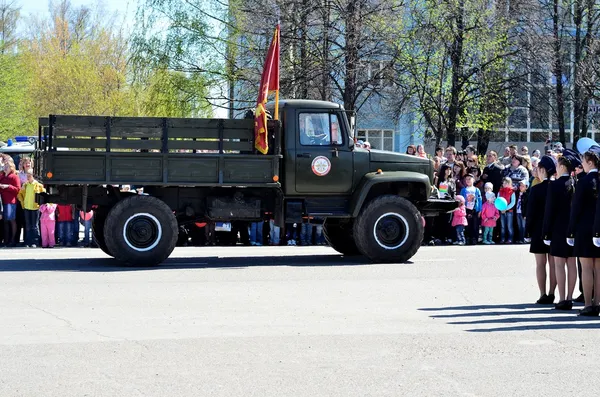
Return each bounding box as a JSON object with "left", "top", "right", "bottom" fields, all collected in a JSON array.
[{"left": 274, "top": 90, "right": 279, "bottom": 121}]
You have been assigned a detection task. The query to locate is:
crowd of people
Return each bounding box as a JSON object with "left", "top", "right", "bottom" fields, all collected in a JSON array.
[
  {"left": 420, "top": 141, "right": 600, "bottom": 316},
  {"left": 0, "top": 154, "right": 94, "bottom": 249}
]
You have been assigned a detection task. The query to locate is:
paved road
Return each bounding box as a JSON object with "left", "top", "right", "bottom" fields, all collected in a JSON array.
[{"left": 1, "top": 245, "right": 598, "bottom": 396}]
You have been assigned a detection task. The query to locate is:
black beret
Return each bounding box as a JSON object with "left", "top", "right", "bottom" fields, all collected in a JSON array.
[
  {"left": 561, "top": 148, "right": 582, "bottom": 168},
  {"left": 538, "top": 155, "right": 556, "bottom": 175}
]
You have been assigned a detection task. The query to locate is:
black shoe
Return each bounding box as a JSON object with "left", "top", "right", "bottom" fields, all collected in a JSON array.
[
  {"left": 578, "top": 306, "right": 600, "bottom": 317},
  {"left": 536, "top": 294, "right": 555, "bottom": 304},
  {"left": 574, "top": 294, "right": 585, "bottom": 303},
  {"left": 555, "top": 300, "right": 573, "bottom": 311}
]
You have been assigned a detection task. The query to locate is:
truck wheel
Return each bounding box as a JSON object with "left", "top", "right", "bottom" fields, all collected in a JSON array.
[
  {"left": 103, "top": 196, "right": 178, "bottom": 266},
  {"left": 323, "top": 220, "right": 360, "bottom": 256},
  {"left": 353, "top": 195, "right": 423, "bottom": 263},
  {"left": 92, "top": 207, "right": 112, "bottom": 257}
]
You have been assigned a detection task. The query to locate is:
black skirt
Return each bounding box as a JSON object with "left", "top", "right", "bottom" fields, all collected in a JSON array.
[
  {"left": 573, "top": 227, "right": 600, "bottom": 258},
  {"left": 530, "top": 237, "right": 549, "bottom": 254},
  {"left": 550, "top": 238, "right": 572, "bottom": 258}
]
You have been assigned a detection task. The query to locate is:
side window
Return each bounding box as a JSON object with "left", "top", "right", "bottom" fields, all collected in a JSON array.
[{"left": 299, "top": 113, "right": 343, "bottom": 146}]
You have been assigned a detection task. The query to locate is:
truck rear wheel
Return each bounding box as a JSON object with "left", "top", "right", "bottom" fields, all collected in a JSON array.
[
  {"left": 92, "top": 207, "right": 112, "bottom": 257},
  {"left": 353, "top": 195, "right": 423, "bottom": 263},
  {"left": 323, "top": 220, "right": 360, "bottom": 256},
  {"left": 104, "top": 196, "right": 178, "bottom": 266}
]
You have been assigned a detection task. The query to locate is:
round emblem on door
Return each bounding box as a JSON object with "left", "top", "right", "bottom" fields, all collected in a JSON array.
[{"left": 311, "top": 156, "right": 331, "bottom": 176}]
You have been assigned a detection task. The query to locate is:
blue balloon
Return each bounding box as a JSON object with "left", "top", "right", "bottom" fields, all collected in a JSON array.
[
  {"left": 495, "top": 197, "right": 508, "bottom": 211},
  {"left": 577, "top": 137, "right": 598, "bottom": 154}
]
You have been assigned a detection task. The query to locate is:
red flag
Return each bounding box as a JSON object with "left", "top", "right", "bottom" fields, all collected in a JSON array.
[{"left": 255, "top": 25, "right": 280, "bottom": 155}]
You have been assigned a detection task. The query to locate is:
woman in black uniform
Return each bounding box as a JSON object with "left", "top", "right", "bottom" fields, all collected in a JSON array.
[
  {"left": 542, "top": 150, "right": 580, "bottom": 310},
  {"left": 568, "top": 148, "right": 600, "bottom": 316},
  {"left": 526, "top": 155, "right": 556, "bottom": 304}
]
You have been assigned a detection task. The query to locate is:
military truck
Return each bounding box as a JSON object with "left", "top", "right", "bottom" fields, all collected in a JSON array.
[{"left": 34, "top": 99, "right": 456, "bottom": 266}]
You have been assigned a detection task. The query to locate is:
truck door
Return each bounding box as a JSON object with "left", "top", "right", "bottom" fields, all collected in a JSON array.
[{"left": 294, "top": 111, "right": 353, "bottom": 194}]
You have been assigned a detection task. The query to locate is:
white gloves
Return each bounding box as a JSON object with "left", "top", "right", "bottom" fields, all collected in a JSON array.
[
  {"left": 567, "top": 238, "right": 575, "bottom": 247},
  {"left": 524, "top": 238, "right": 531, "bottom": 243},
  {"left": 543, "top": 240, "right": 551, "bottom": 246},
  {"left": 593, "top": 237, "right": 600, "bottom": 248}
]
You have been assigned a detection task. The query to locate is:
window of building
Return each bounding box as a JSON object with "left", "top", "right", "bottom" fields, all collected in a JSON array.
[
  {"left": 356, "top": 129, "right": 394, "bottom": 151},
  {"left": 299, "top": 113, "right": 343, "bottom": 146}
]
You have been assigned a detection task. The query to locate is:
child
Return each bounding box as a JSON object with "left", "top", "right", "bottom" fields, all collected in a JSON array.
[
  {"left": 56, "top": 204, "right": 74, "bottom": 246},
  {"left": 79, "top": 209, "right": 94, "bottom": 247},
  {"left": 515, "top": 180, "right": 529, "bottom": 243},
  {"left": 39, "top": 203, "right": 57, "bottom": 248},
  {"left": 484, "top": 182, "right": 493, "bottom": 194},
  {"left": 452, "top": 195, "right": 468, "bottom": 245},
  {"left": 498, "top": 177, "right": 516, "bottom": 244},
  {"left": 16, "top": 170, "right": 45, "bottom": 247},
  {"left": 480, "top": 192, "right": 500, "bottom": 244},
  {"left": 460, "top": 174, "right": 482, "bottom": 245}
]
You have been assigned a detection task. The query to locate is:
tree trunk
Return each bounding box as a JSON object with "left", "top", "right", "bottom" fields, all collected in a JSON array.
[
  {"left": 343, "top": 0, "right": 359, "bottom": 112},
  {"left": 552, "top": 0, "right": 566, "bottom": 145},
  {"left": 572, "top": 0, "right": 584, "bottom": 143},
  {"left": 447, "top": 0, "right": 465, "bottom": 147},
  {"left": 321, "top": 0, "right": 330, "bottom": 101},
  {"left": 299, "top": 0, "right": 309, "bottom": 98},
  {"left": 476, "top": 128, "right": 490, "bottom": 156}
]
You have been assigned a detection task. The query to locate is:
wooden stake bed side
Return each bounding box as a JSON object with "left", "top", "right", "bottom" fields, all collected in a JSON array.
[{"left": 35, "top": 115, "right": 282, "bottom": 187}]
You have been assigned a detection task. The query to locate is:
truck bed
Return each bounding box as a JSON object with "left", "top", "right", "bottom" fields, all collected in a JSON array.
[{"left": 35, "top": 116, "right": 282, "bottom": 187}]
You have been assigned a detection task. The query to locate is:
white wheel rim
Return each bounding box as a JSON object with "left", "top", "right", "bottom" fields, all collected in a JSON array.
[
  {"left": 373, "top": 212, "right": 409, "bottom": 250},
  {"left": 122, "top": 213, "right": 163, "bottom": 252}
]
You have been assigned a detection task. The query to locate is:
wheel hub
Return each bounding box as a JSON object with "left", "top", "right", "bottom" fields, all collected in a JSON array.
[
  {"left": 373, "top": 213, "right": 409, "bottom": 250},
  {"left": 124, "top": 214, "right": 162, "bottom": 251}
]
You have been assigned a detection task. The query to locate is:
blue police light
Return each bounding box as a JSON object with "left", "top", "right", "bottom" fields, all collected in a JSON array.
[
  {"left": 7, "top": 139, "right": 13, "bottom": 146},
  {"left": 14, "top": 136, "right": 29, "bottom": 142}
]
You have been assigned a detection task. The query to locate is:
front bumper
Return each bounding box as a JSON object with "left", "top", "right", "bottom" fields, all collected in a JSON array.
[{"left": 418, "top": 198, "right": 459, "bottom": 217}]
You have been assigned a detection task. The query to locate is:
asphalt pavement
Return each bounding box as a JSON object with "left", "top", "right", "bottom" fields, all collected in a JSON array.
[{"left": 1, "top": 245, "right": 598, "bottom": 397}]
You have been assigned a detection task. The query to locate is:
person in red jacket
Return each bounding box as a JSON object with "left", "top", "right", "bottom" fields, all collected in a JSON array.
[
  {"left": 56, "top": 204, "right": 74, "bottom": 246},
  {"left": 0, "top": 155, "right": 22, "bottom": 247}
]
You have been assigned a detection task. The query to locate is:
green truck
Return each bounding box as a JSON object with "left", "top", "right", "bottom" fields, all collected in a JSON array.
[{"left": 34, "top": 99, "right": 457, "bottom": 266}]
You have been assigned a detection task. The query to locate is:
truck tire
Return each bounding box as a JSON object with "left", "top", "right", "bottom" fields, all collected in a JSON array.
[
  {"left": 323, "top": 220, "right": 360, "bottom": 256},
  {"left": 103, "top": 195, "right": 178, "bottom": 266},
  {"left": 353, "top": 195, "right": 423, "bottom": 263},
  {"left": 92, "top": 207, "right": 112, "bottom": 257}
]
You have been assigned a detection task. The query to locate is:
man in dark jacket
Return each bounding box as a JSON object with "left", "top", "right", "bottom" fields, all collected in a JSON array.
[{"left": 481, "top": 150, "right": 505, "bottom": 194}]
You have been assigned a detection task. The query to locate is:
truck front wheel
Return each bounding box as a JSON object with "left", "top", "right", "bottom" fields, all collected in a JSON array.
[
  {"left": 353, "top": 195, "right": 423, "bottom": 263},
  {"left": 323, "top": 219, "right": 360, "bottom": 256},
  {"left": 104, "top": 196, "right": 178, "bottom": 266}
]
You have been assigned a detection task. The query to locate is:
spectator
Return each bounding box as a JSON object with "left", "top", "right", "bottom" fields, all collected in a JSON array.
[
  {"left": 437, "top": 164, "right": 456, "bottom": 199},
  {"left": 520, "top": 146, "right": 529, "bottom": 156},
  {"left": 435, "top": 147, "right": 445, "bottom": 160},
  {"left": 56, "top": 204, "right": 74, "bottom": 247},
  {"left": 465, "top": 145, "right": 477, "bottom": 158},
  {"left": 16, "top": 170, "right": 45, "bottom": 248},
  {"left": 39, "top": 203, "right": 57, "bottom": 248},
  {"left": 530, "top": 157, "right": 542, "bottom": 187},
  {"left": 453, "top": 161, "right": 467, "bottom": 191},
  {"left": 300, "top": 219, "right": 312, "bottom": 246},
  {"left": 501, "top": 147, "right": 512, "bottom": 166},
  {"left": 79, "top": 209, "right": 94, "bottom": 247},
  {"left": 481, "top": 150, "right": 505, "bottom": 194},
  {"left": 509, "top": 144, "right": 518, "bottom": 157},
  {"left": 433, "top": 156, "right": 442, "bottom": 172},
  {"left": 0, "top": 156, "right": 21, "bottom": 247},
  {"left": 503, "top": 154, "right": 529, "bottom": 189},
  {"left": 416, "top": 144, "right": 427, "bottom": 158},
  {"left": 249, "top": 221, "right": 264, "bottom": 246},
  {"left": 16, "top": 157, "right": 33, "bottom": 245},
  {"left": 406, "top": 145, "right": 416, "bottom": 155},
  {"left": 531, "top": 149, "right": 541, "bottom": 159},
  {"left": 445, "top": 146, "right": 457, "bottom": 167},
  {"left": 457, "top": 150, "right": 466, "bottom": 163},
  {"left": 363, "top": 141, "right": 371, "bottom": 150},
  {"left": 460, "top": 174, "right": 482, "bottom": 245},
  {"left": 480, "top": 192, "right": 499, "bottom": 245},
  {"left": 515, "top": 180, "right": 529, "bottom": 243},
  {"left": 269, "top": 219, "right": 280, "bottom": 246},
  {"left": 452, "top": 195, "right": 468, "bottom": 246},
  {"left": 498, "top": 177, "right": 516, "bottom": 244}
]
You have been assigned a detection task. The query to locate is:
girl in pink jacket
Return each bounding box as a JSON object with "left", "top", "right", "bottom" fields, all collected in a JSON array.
[
  {"left": 39, "top": 203, "right": 57, "bottom": 248},
  {"left": 452, "top": 195, "right": 468, "bottom": 245},
  {"left": 480, "top": 192, "right": 500, "bottom": 244}
]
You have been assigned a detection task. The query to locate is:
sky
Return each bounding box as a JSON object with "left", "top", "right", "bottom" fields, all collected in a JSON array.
[{"left": 20, "top": 0, "right": 135, "bottom": 21}]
